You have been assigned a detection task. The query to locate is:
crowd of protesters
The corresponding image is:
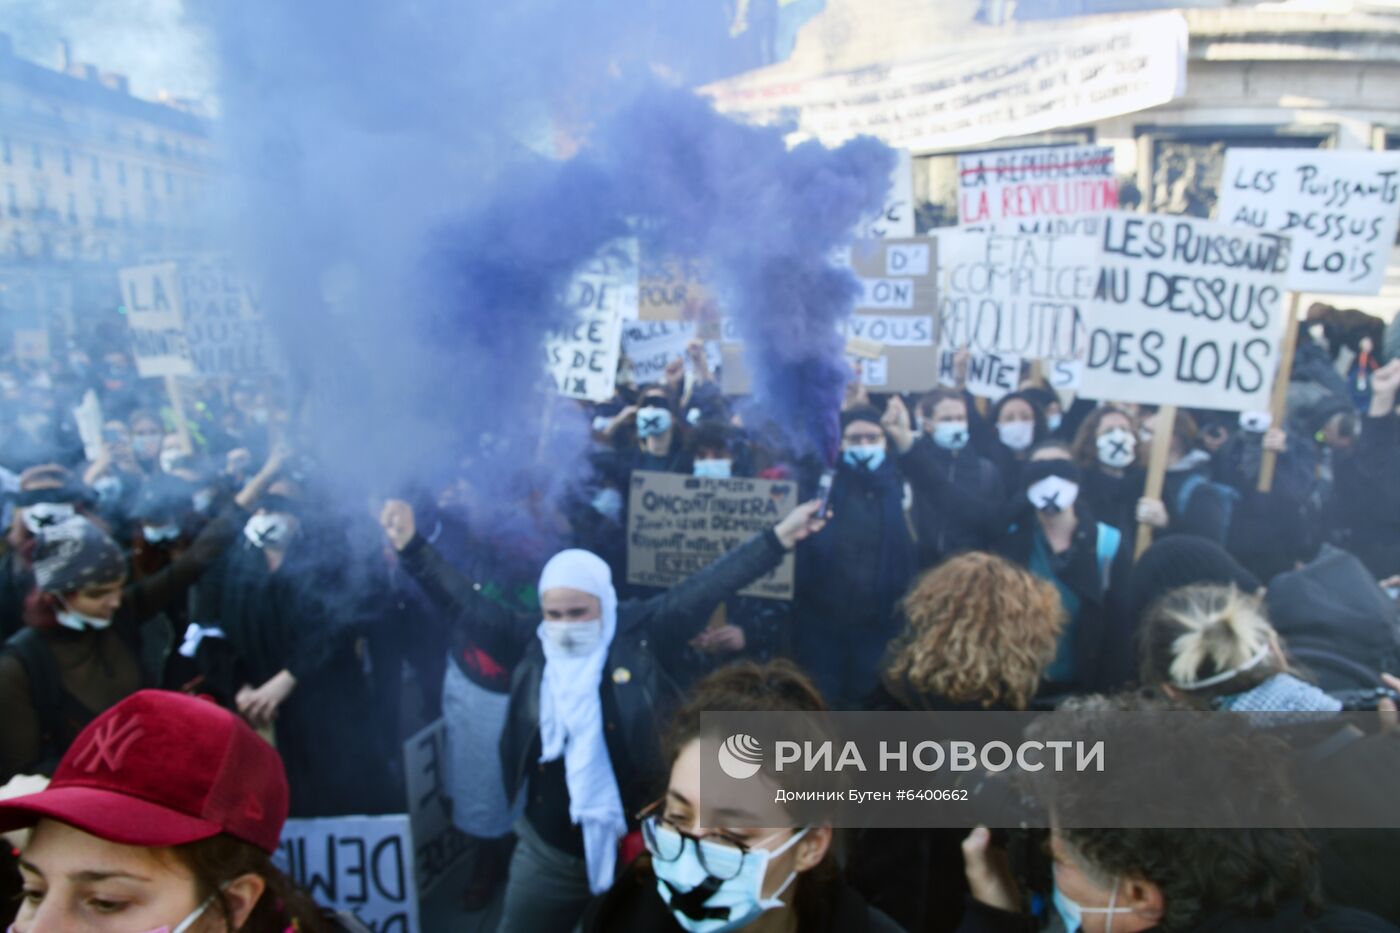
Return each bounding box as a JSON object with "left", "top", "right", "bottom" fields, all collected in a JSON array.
[{"left": 1, "top": 301, "right": 1400, "bottom": 933}]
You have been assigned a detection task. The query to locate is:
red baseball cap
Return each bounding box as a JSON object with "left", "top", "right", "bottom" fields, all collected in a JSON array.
[{"left": 0, "top": 690, "right": 289, "bottom": 854}]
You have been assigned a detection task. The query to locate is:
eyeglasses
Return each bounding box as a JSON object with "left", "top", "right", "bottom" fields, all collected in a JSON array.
[{"left": 637, "top": 801, "right": 772, "bottom": 881}]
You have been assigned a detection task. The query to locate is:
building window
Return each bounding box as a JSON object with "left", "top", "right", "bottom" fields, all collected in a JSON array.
[
  {"left": 117, "top": 161, "right": 126, "bottom": 186},
  {"left": 66, "top": 192, "right": 77, "bottom": 224},
  {"left": 31, "top": 144, "right": 41, "bottom": 170},
  {"left": 91, "top": 156, "right": 100, "bottom": 182},
  {"left": 142, "top": 166, "right": 152, "bottom": 191},
  {"left": 62, "top": 148, "right": 72, "bottom": 176},
  {"left": 5, "top": 184, "right": 17, "bottom": 217}
]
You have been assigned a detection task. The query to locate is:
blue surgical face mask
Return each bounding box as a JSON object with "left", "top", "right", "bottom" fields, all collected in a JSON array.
[
  {"left": 842, "top": 444, "right": 886, "bottom": 472},
  {"left": 649, "top": 821, "right": 809, "bottom": 933},
  {"left": 931, "top": 421, "right": 970, "bottom": 452},
  {"left": 1047, "top": 412, "right": 1064, "bottom": 433},
  {"left": 637, "top": 406, "right": 673, "bottom": 438},
  {"left": 1052, "top": 869, "right": 1132, "bottom": 933},
  {"left": 591, "top": 487, "right": 623, "bottom": 524},
  {"left": 142, "top": 523, "right": 181, "bottom": 544},
  {"left": 693, "top": 459, "right": 733, "bottom": 480}
]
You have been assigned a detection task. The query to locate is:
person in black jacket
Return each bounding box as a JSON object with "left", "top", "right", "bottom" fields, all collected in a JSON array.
[
  {"left": 1335, "top": 359, "right": 1400, "bottom": 578},
  {"left": 379, "top": 496, "right": 827, "bottom": 933},
  {"left": 994, "top": 442, "right": 1133, "bottom": 695},
  {"left": 794, "top": 406, "right": 914, "bottom": 709},
  {"left": 883, "top": 391, "right": 1003, "bottom": 570},
  {"left": 1070, "top": 405, "right": 1145, "bottom": 538},
  {"left": 580, "top": 660, "right": 902, "bottom": 933},
  {"left": 1136, "top": 409, "right": 1235, "bottom": 546}
]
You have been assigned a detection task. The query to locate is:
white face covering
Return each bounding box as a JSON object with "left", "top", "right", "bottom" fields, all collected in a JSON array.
[
  {"left": 1239, "top": 410, "right": 1273, "bottom": 433},
  {"left": 55, "top": 597, "right": 113, "bottom": 632},
  {"left": 1052, "top": 869, "right": 1133, "bottom": 933},
  {"left": 540, "top": 618, "right": 604, "bottom": 657},
  {"left": 1096, "top": 428, "right": 1137, "bottom": 469},
  {"left": 997, "top": 420, "right": 1035, "bottom": 452},
  {"left": 244, "top": 513, "right": 293, "bottom": 549},
  {"left": 158, "top": 448, "right": 184, "bottom": 474},
  {"left": 1028, "top": 476, "right": 1080, "bottom": 514},
  {"left": 22, "top": 502, "right": 75, "bottom": 535}
]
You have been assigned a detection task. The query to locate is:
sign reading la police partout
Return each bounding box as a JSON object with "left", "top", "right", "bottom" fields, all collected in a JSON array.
[
  {"left": 1077, "top": 214, "right": 1290, "bottom": 411},
  {"left": 1216, "top": 149, "right": 1400, "bottom": 297}
]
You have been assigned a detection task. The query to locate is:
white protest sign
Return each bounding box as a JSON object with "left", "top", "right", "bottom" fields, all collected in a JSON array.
[
  {"left": 404, "top": 720, "right": 470, "bottom": 897},
  {"left": 705, "top": 12, "right": 1187, "bottom": 152},
  {"left": 1046, "top": 358, "right": 1083, "bottom": 391},
  {"left": 277, "top": 815, "right": 419, "bottom": 933},
  {"left": 1217, "top": 149, "right": 1400, "bottom": 296},
  {"left": 959, "top": 145, "right": 1118, "bottom": 228},
  {"left": 72, "top": 390, "right": 105, "bottom": 462},
  {"left": 1079, "top": 214, "right": 1290, "bottom": 411},
  {"left": 621, "top": 320, "right": 720, "bottom": 385},
  {"left": 855, "top": 149, "right": 915, "bottom": 240},
  {"left": 546, "top": 239, "right": 637, "bottom": 401},
  {"left": 119, "top": 263, "right": 196, "bottom": 378},
  {"left": 965, "top": 352, "right": 1023, "bottom": 401},
  {"left": 936, "top": 228, "right": 1097, "bottom": 361},
  {"left": 177, "top": 257, "right": 280, "bottom": 377}
]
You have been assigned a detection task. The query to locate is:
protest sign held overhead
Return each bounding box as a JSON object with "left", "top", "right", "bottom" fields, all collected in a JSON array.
[
  {"left": 855, "top": 149, "right": 915, "bottom": 240},
  {"left": 119, "top": 263, "right": 197, "bottom": 378},
  {"left": 638, "top": 255, "right": 714, "bottom": 322},
  {"left": 936, "top": 228, "right": 1097, "bottom": 365},
  {"left": 1079, "top": 214, "right": 1291, "bottom": 411},
  {"left": 176, "top": 257, "right": 281, "bottom": 377},
  {"left": 546, "top": 238, "right": 637, "bottom": 401},
  {"left": 958, "top": 145, "right": 1118, "bottom": 228},
  {"left": 621, "top": 319, "right": 721, "bottom": 385},
  {"left": 628, "top": 470, "right": 797, "bottom": 600},
  {"left": 403, "top": 720, "right": 470, "bottom": 896},
  {"left": 844, "top": 237, "right": 940, "bottom": 392},
  {"left": 277, "top": 814, "right": 420, "bottom": 933},
  {"left": 1216, "top": 149, "right": 1400, "bottom": 296},
  {"left": 964, "top": 351, "right": 1023, "bottom": 401}
]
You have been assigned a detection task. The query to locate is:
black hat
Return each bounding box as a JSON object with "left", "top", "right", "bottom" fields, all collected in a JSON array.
[
  {"left": 1127, "top": 535, "right": 1261, "bottom": 626},
  {"left": 840, "top": 406, "right": 883, "bottom": 432},
  {"left": 132, "top": 474, "right": 197, "bottom": 525},
  {"left": 33, "top": 516, "right": 126, "bottom": 594}
]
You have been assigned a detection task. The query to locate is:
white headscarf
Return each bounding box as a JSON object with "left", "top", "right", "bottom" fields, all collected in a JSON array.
[{"left": 536, "top": 549, "right": 627, "bottom": 894}]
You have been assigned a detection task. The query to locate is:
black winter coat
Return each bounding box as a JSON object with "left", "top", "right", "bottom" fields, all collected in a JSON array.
[
  {"left": 954, "top": 895, "right": 1397, "bottom": 933},
  {"left": 399, "top": 528, "right": 788, "bottom": 848},
  {"left": 899, "top": 437, "right": 1003, "bottom": 570}
]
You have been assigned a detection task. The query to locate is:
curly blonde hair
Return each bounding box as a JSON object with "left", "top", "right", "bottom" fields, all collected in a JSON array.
[{"left": 884, "top": 552, "right": 1066, "bottom": 710}]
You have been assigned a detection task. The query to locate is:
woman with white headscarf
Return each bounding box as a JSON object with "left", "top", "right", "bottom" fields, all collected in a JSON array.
[{"left": 380, "top": 497, "right": 826, "bottom": 933}]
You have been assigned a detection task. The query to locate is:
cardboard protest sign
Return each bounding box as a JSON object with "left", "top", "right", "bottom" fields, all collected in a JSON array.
[
  {"left": 119, "top": 263, "right": 196, "bottom": 378},
  {"left": 958, "top": 145, "right": 1118, "bottom": 228},
  {"left": 627, "top": 470, "right": 797, "bottom": 600},
  {"left": 546, "top": 239, "right": 637, "bottom": 401},
  {"left": 1217, "top": 149, "right": 1400, "bottom": 296},
  {"left": 621, "top": 320, "right": 722, "bottom": 386},
  {"left": 1078, "top": 214, "right": 1291, "bottom": 411},
  {"left": 176, "top": 258, "right": 280, "bottom": 377},
  {"left": 404, "top": 720, "right": 471, "bottom": 897},
  {"left": 964, "top": 352, "right": 1023, "bottom": 401},
  {"left": 936, "top": 228, "right": 1096, "bottom": 367},
  {"left": 638, "top": 256, "right": 713, "bottom": 322},
  {"left": 277, "top": 815, "right": 420, "bottom": 933},
  {"left": 855, "top": 149, "right": 915, "bottom": 240}
]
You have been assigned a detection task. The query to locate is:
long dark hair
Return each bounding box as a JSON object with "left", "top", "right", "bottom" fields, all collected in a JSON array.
[{"left": 171, "top": 834, "right": 331, "bottom": 933}]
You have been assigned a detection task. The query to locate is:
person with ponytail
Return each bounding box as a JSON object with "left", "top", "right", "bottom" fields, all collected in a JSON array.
[
  {"left": 0, "top": 689, "right": 356, "bottom": 932},
  {"left": 994, "top": 440, "right": 1134, "bottom": 695}
]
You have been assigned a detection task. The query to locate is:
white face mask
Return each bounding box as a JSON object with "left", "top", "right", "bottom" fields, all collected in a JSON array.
[
  {"left": 648, "top": 821, "right": 809, "bottom": 933},
  {"left": 22, "top": 502, "right": 76, "bottom": 535},
  {"left": 143, "top": 523, "right": 181, "bottom": 544},
  {"left": 997, "top": 420, "right": 1035, "bottom": 452},
  {"left": 55, "top": 597, "right": 113, "bottom": 632},
  {"left": 540, "top": 618, "right": 604, "bottom": 657},
  {"left": 1047, "top": 412, "right": 1064, "bottom": 432},
  {"left": 1028, "top": 476, "right": 1080, "bottom": 514},
  {"left": 1096, "top": 428, "right": 1137, "bottom": 469},
  {"left": 693, "top": 459, "right": 734, "bottom": 480},
  {"left": 1239, "top": 410, "right": 1272, "bottom": 433},
  {"left": 158, "top": 448, "right": 185, "bottom": 474},
  {"left": 931, "top": 421, "right": 970, "bottom": 452},
  {"left": 244, "top": 512, "right": 293, "bottom": 549},
  {"left": 1052, "top": 870, "right": 1133, "bottom": 933}
]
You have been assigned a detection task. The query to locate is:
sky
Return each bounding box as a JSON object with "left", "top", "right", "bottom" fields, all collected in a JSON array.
[{"left": 0, "top": 0, "right": 211, "bottom": 101}]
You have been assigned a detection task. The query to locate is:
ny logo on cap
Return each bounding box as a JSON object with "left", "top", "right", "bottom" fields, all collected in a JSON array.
[{"left": 72, "top": 714, "right": 145, "bottom": 774}]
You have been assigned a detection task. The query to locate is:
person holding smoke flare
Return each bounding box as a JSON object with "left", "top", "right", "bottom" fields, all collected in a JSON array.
[{"left": 379, "top": 495, "right": 828, "bottom": 933}]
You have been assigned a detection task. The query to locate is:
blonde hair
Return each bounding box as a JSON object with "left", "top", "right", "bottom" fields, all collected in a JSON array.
[
  {"left": 885, "top": 553, "right": 1065, "bottom": 710},
  {"left": 1140, "top": 586, "right": 1280, "bottom": 698}
]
